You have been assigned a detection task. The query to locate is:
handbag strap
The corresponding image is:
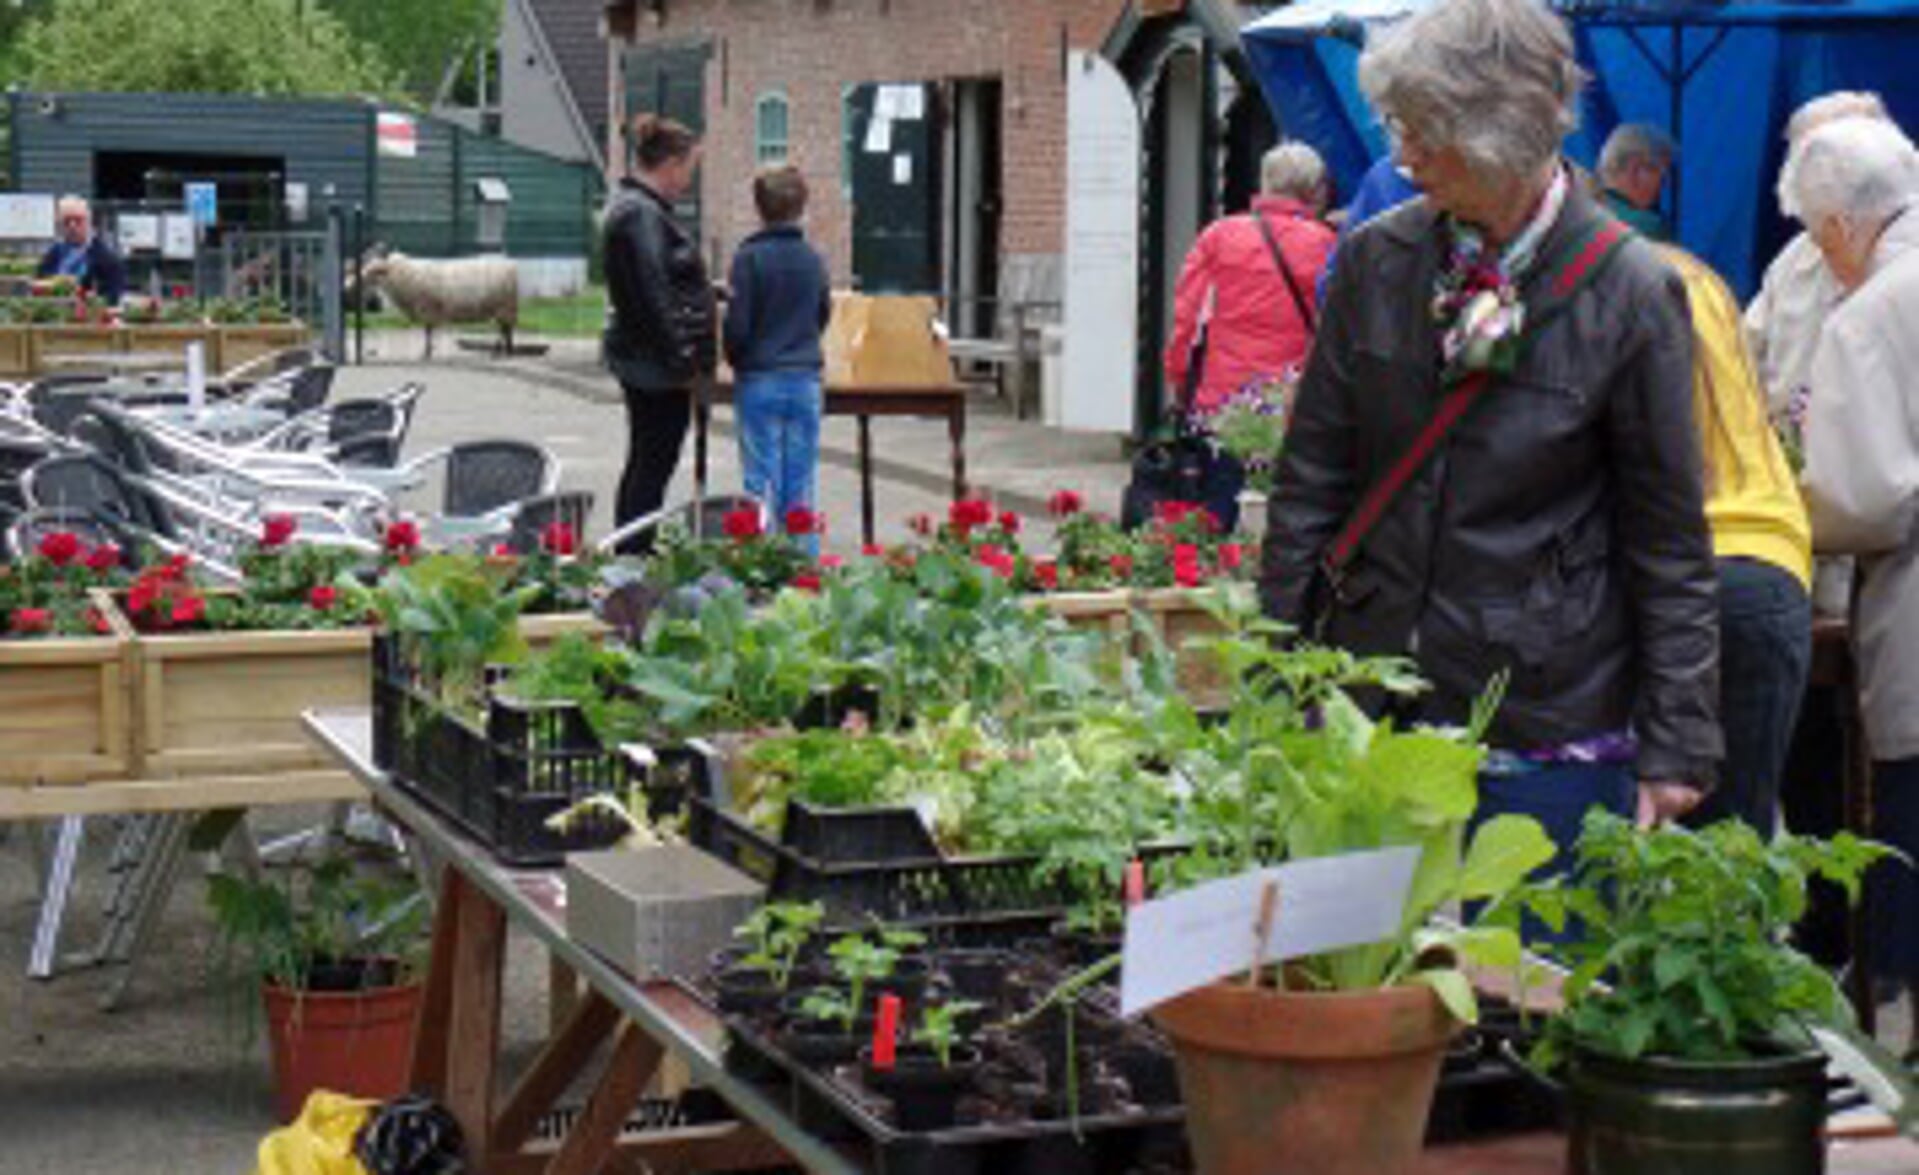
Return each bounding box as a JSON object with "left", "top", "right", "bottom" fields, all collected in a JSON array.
[
  {"left": 1176, "top": 285, "right": 1216, "bottom": 425},
  {"left": 1319, "top": 215, "right": 1633, "bottom": 594},
  {"left": 1254, "top": 212, "right": 1318, "bottom": 338}
]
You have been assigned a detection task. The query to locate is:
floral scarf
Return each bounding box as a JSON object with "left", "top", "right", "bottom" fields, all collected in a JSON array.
[{"left": 1431, "top": 167, "right": 1569, "bottom": 384}]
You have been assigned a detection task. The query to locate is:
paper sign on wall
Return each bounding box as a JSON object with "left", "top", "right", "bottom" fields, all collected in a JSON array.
[
  {"left": 184, "top": 182, "right": 218, "bottom": 226},
  {"left": 377, "top": 111, "right": 419, "bottom": 158},
  {"left": 863, "top": 115, "right": 892, "bottom": 154},
  {"left": 160, "top": 214, "right": 196, "bottom": 260},
  {"left": 892, "top": 154, "right": 913, "bottom": 185},
  {"left": 118, "top": 214, "right": 160, "bottom": 252},
  {"left": 0, "top": 194, "right": 56, "bottom": 241},
  {"left": 1119, "top": 846, "right": 1421, "bottom": 1017}
]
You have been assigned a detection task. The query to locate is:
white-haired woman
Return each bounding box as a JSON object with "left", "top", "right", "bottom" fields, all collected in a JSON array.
[
  {"left": 1264, "top": 0, "right": 1721, "bottom": 864},
  {"left": 1790, "top": 115, "right": 1919, "bottom": 1045},
  {"left": 1164, "top": 141, "right": 1335, "bottom": 416}
]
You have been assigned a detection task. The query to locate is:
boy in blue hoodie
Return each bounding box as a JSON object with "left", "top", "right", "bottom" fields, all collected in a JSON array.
[{"left": 724, "top": 165, "right": 832, "bottom": 553}]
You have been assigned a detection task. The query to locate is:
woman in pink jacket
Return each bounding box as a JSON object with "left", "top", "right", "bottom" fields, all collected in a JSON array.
[{"left": 1165, "top": 143, "right": 1335, "bottom": 415}]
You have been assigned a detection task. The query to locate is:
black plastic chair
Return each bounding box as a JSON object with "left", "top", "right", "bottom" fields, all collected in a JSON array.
[
  {"left": 21, "top": 451, "right": 174, "bottom": 540},
  {"left": 503, "top": 491, "right": 595, "bottom": 555},
  {"left": 441, "top": 441, "right": 557, "bottom": 518},
  {"left": 0, "top": 436, "right": 61, "bottom": 534},
  {"left": 26, "top": 376, "right": 109, "bottom": 438},
  {"left": 248, "top": 363, "right": 335, "bottom": 417}
]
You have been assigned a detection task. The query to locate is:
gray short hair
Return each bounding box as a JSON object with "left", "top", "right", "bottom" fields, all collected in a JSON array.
[
  {"left": 1780, "top": 117, "right": 1919, "bottom": 225},
  {"left": 1262, "top": 142, "right": 1327, "bottom": 201},
  {"left": 1598, "top": 123, "right": 1675, "bottom": 182},
  {"left": 1785, "top": 91, "right": 1889, "bottom": 145},
  {"left": 1358, "top": 0, "right": 1583, "bottom": 181}
]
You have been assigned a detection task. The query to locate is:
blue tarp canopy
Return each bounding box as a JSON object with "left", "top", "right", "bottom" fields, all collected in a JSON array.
[{"left": 1242, "top": 0, "right": 1919, "bottom": 295}]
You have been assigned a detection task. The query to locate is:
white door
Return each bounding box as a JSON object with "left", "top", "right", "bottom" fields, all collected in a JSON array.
[{"left": 1062, "top": 50, "right": 1141, "bottom": 434}]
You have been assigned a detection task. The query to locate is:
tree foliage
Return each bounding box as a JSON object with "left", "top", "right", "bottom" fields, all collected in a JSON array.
[
  {"left": 13, "top": 0, "right": 393, "bottom": 98},
  {"left": 317, "top": 0, "right": 501, "bottom": 101}
]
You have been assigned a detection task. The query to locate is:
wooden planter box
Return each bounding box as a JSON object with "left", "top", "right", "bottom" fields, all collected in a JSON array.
[
  {"left": 32, "top": 323, "right": 126, "bottom": 370},
  {"left": 0, "top": 325, "right": 32, "bottom": 376},
  {"left": 124, "top": 324, "right": 214, "bottom": 364},
  {"left": 0, "top": 608, "right": 134, "bottom": 788},
  {"left": 214, "top": 323, "right": 308, "bottom": 372},
  {"left": 1034, "top": 588, "right": 1228, "bottom": 702},
  {"left": 106, "top": 594, "right": 605, "bottom": 780}
]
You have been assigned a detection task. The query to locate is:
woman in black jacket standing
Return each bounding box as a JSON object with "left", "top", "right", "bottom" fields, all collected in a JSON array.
[{"left": 603, "top": 114, "right": 716, "bottom": 552}]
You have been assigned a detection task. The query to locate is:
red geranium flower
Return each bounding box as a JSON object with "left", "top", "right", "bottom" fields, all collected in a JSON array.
[
  {"left": 722, "top": 508, "right": 764, "bottom": 541},
  {"left": 1034, "top": 559, "right": 1060, "bottom": 590},
  {"left": 790, "top": 572, "right": 823, "bottom": 593},
  {"left": 1219, "top": 543, "right": 1244, "bottom": 571},
  {"left": 819, "top": 554, "right": 845, "bottom": 570},
  {"left": 948, "top": 499, "right": 994, "bottom": 532},
  {"left": 1154, "top": 501, "right": 1198, "bottom": 527},
  {"left": 10, "top": 608, "right": 51, "bottom": 634},
  {"left": 384, "top": 520, "right": 421, "bottom": 553},
  {"left": 998, "top": 510, "right": 1022, "bottom": 534},
  {"left": 308, "top": 585, "right": 339, "bottom": 611},
  {"left": 170, "top": 284, "right": 189, "bottom": 300},
  {"left": 908, "top": 513, "right": 935, "bottom": 537},
  {"left": 862, "top": 543, "right": 884, "bottom": 558},
  {"left": 260, "top": 514, "right": 298, "bottom": 549},
  {"left": 37, "top": 531, "right": 82, "bottom": 567},
  {"left": 1047, "top": 490, "right": 1084, "bottom": 518},
  {"left": 127, "top": 579, "right": 158, "bottom": 617},
  {"left": 1109, "top": 554, "right": 1135, "bottom": 580},
  {"left": 540, "top": 521, "right": 579, "bottom": 557},
  {"left": 163, "top": 553, "right": 192, "bottom": 580},
  {"left": 171, "top": 595, "right": 206, "bottom": 626},
  {"left": 85, "top": 544, "right": 121, "bottom": 573},
  {"left": 784, "top": 507, "right": 823, "bottom": 537},
  {"left": 87, "top": 608, "right": 110, "bottom": 635}
]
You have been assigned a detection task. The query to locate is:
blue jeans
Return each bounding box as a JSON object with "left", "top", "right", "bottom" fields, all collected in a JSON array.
[
  {"left": 1871, "top": 757, "right": 1919, "bottom": 983},
  {"left": 1469, "top": 762, "right": 1637, "bottom": 944},
  {"left": 1684, "top": 557, "right": 1811, "bottom": 834},
  {"left": 736, "top": 370, "right": 822, "bottom": 555}
]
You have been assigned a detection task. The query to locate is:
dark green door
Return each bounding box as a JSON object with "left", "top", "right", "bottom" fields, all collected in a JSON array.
[
  {"left": 844, "top": 82, "right": 940, "bottom": 294},
  {"left": 622, "top": 40, "right": 710, "bottom": 246}
]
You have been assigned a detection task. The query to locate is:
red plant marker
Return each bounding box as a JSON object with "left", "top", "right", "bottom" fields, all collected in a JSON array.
[
  {"left": 872, "top": 993, "right": 902, "bottom": 1071},
  {"left": 1124, "top": 859, "right": 1146, "bottom": 907}
]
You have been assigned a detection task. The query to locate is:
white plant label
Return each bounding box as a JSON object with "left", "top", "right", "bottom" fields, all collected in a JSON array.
[{"left": 1119, "top": 846, "right": 1420, "bottom": 1017}]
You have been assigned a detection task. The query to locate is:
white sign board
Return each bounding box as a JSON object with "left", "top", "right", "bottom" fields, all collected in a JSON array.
[
  {"left": 118, "top": 214, "right": 161, "bottom": 252},
  {"left": 1119, "top": 846, "right": 1421, "bottom": 1017},
  {"left": 0, "top": 194, "right": 57, "bottom": 241},
  {"left": 1062, "top": 51, "right": 1140, "bottom": 434},
  {"left": 160, "top": 214, "right": 196, "bottom": 260},
  {"left": 184, "top": 182, "right": 219, "bottom": 227},
  {"left": 285, "top": 181, "right": 310, "bottom": 223},
  {"left": 377, "top": 111, "right": 419, "bottom": 159}
]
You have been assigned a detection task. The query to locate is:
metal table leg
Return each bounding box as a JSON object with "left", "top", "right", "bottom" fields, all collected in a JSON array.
[
  {"left": 101, "top": 813, "right": 192, "bottom": 1011},
  {"left": 27, "top": 817, "right": 85, "bottom": 981}
]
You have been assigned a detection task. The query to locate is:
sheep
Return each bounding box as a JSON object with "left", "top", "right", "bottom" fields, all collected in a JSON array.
[{"left": 354, "top": 248, "right": 519, "bottom": 359}]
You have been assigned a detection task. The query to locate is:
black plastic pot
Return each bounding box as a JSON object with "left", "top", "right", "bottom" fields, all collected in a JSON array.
[
  {"left": 932, "top": 949, "right": 1010, "bottom": 1003},
  {"left": 861, "top": 1044, "right": 983, "bottom": 1132},
  {"left": 713, "top": 967, "right": 786, "bottom": 1021},
  {"left": 1048, "top": 920, "right": 1122, "bottom": 970},
  {"left": 1565, "top": 1046, "right": 1829, "bottom": 1175}
]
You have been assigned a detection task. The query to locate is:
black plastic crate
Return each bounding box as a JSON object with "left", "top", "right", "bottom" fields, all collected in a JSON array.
[{"left": 370, "top": 635, "right": 687, "bottom": 867}]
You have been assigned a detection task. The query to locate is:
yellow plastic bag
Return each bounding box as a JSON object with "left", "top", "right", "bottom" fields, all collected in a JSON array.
[{"left": 254, "top": 1090, "right": 376, "bottom": 1175}]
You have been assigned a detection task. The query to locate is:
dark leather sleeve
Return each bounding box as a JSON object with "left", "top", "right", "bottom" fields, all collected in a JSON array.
[
  {"left": 1608, "top": 259, "right": 1723, "bottom": 787},
  {"left": 1260, "top": 233, "right": 1365, "bottom": 627}
]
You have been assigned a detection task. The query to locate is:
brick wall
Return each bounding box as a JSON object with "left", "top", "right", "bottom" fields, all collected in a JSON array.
[{"left": 610, "top": 0, "right": 1124, "bottom": 291}]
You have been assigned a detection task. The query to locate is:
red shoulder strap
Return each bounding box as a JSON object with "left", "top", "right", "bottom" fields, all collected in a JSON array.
[{"left": 1317, "top": 217, "right": 1632, "bottom": 594}]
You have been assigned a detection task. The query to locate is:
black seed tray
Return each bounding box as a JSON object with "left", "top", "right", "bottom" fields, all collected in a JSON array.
[{"left": 371, "top": 635, "right": 693, "bottom": 867}]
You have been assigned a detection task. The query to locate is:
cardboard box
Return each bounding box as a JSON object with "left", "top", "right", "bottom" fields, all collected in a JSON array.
[{"left": 565, "top": 845, "right": 764, "bottom": 982}]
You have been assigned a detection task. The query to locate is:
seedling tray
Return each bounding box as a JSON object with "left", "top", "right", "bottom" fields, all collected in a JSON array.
[{"left": 371, "top": 635, "right": 693, "bottom": 867}]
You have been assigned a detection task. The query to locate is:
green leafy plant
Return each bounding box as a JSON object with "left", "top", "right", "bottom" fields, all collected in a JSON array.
[
  {"left": 373, "top": 554, "right": 539, "bottom": 715},
  {"left": 1506, "top": 810, "right": 1894, "bottom": 1070},
  {"left": 799, "top": 930, "right": 913, "bottom": 1033},
  {"left": 1207, "top": 375, "right": 1294, "bottom": 494},
  {"left": 1145, "top": 595, "right": 1549, "bottom": 1021},
  {"left": 734, "top": 727, "right": 908, "bottom": 833},
  {"left": 915, "top": 999, "right": 983, "bottom": 1069},
  {"left": 732, "top": 901, "right": 825, "bottom": 992}
]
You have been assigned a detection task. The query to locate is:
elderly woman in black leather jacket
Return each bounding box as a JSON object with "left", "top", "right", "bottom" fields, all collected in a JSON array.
[
  {"left": 603, "top": 113, "right": 717, "bottom": 553},
  {"left": 1262, "top": 0, "right": 1722, "bottom": 860}
]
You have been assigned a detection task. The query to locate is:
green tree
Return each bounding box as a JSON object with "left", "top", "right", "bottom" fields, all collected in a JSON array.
[
  {"left": 14, "top": 0, "right": 393, "bottom": 98},
  {"left": 317, "top": 0, "right": 501, "bottom": 102}
]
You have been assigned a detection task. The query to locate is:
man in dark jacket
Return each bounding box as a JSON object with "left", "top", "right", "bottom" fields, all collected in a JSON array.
[
  {"left": 724, "top": 164, "right": 832, "bottom": 552},
  {"left": 1267, "top": 0, "right": 1721, "bottom": 862},
  {"left": 37, "top": 195, "right": 126, "bottom": 305},
  {"left": 602, "top": 114, "right": 715, "bottom": 553}
]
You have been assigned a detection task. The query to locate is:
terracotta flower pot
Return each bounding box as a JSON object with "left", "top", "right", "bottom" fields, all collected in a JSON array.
[
  {"left": 262, "top": 980, "right": 422, "bottom": 1123},
  {"left": 1154, "top": 981, "right": 1455, "bottom": 1175}
]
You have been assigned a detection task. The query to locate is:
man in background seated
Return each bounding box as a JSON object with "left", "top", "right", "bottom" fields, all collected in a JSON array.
[
  {"left": 1598, "top": 123, "right": 1677, "bottom": 240},
  {"left": 36, "top": 195, "right": 125, "bottom": 305}
]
